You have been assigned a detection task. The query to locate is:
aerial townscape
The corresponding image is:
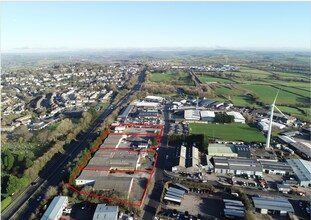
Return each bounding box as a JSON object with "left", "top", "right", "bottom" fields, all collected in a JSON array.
[{"left": 1, "top": 2, "right": 311, "bottom": 220}]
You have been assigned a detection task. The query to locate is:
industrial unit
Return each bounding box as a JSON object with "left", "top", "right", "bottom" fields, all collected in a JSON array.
[
  {"left": 252, "top": 197, "right": 294, "bottom": 216},
  {"left": 41, "top": 196, "right": 68, "bottom": 220},
  {"left": 287, "top": 159, "right": 311, "bottom": 187},
  {"left": 213, "top": 157, "right": 263, "bottom": 176},
  {"left": 93, "top": 204, "right": 119, "bottom": 220}
]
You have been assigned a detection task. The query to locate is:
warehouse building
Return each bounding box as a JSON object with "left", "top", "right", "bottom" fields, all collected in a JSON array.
[
  {"left": 252, "top": 197, "right": 294, "bottom": 216},
  {"left": 208, "top": 144, "right": 238, "bottom": 158},
  {"left": 41, "top": 196, "right": 68, "bottom": 220},
  {"left": 287, "top": 159, "right": 311, "bottom": 187},
  {"left": 172, "top": 145, "right": 199, "bottom": 171},
  {"left": 76, "top": 172, "right": 134, "bottom": 196},
  {"left": 200, "top": 110, "right": 215, "bottom": 122},
  {"left": 208, "top": 144, "right": 250, "bottom": 158},
  {"left": 117, "top": 105, "right": 134, "bottom": 122},
  {"left": 260, "top": 161, "right": 293, "bottom": 175},
  {"left": 184, "top": 110, "right": 200, "bottom": 120},
  {"left": 213, "top": 157, "right": 263, "bottom": 176},
  {"left": 93, "top": 204, "right": 119, "bottom": 220},
  {"left": 226, "top": 111, "right": 245, "bottom": 124},
  {"left": 85, "top": 149, "right": 141, "bottom": 170},
  {"left": 144, "top": 95, "right": 164, "bottom": 103}
]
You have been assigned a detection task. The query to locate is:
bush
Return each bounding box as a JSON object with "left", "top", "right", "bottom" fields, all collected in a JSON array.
[{"left": 1, "top": 196, "right": 12, "bottom": 211}]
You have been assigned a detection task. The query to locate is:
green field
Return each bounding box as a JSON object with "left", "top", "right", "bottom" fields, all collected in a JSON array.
[
  {"left": 238, "top": 84, "right": 303, "bottom": 105},
  {"left": 198, "top": 75, "right": 233, "bottom": 84},
  {"left": 189, "top": 123, "right": 266, "bottom": 142},
  {"left": 150, "top": 72, "right": 194, "bottom": 86},
  {"left": 150, "top": 72, "right": 176, "bottom": 82},
  {"left": 2, "top": 142, "right": 48, "bottom": 159}
]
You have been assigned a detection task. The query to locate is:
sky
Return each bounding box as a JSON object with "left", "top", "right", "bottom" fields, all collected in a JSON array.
[{"left": 1, "top": 2, "right": 311, "bottom": 51}]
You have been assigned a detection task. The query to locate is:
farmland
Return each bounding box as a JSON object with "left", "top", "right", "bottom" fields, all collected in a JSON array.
[
  {"left": 150, "top": 72, "right": 195, "bottom": 86},
  {"left": 189, "top": 123, "right": 266, "bottom": 142}
]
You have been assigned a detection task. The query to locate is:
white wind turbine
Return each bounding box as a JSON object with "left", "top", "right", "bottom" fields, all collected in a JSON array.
[{"left": 265, "top": 90, "right": 288, "bottom": 149}]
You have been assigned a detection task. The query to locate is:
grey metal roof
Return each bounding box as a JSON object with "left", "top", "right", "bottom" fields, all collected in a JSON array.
[
  {"left": 41, "top": 196, "right": 67, "bottom": 220},
  {"left": 252, "top": 197, "right": 294, "bottom": 212},
  {"left": 287, "top": 159, "right": 311, "bottom": 182},
  {"left": 93, "top": 204, "right": 118, "bottom": 220},
  {"left": 260, "top": 161, "right": 293, "bottom": 172},
  {"left": 168, "top": 187, "right": 186, "bottom": 195}
]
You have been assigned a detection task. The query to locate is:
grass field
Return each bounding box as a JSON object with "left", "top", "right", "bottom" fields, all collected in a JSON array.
[
  {"left": 150, "top": 72, "right": 176, "bottom": 82},
  {"left": 150, "top": 72, "right": 194, "bottom": 86},
  {"left": 189, "top": 123, "right": 266, "bottom": 142},
  {"left": 238, "top": 84, "right": 302, "bottom": 105},
  {"left": 198, "top": 75, "right": 233, "bottom": 84}
]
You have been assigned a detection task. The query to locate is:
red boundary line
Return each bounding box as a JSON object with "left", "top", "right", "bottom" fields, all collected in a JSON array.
[{"left": 67, "top": 123, "right": 163, "bottom": 207}]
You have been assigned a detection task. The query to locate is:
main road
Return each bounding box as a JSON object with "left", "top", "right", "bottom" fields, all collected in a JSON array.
[
  {"left": 1, "top": 67, "right": 146, "bottom": 220},
  {"left": 142, "top": 103, "right": 175, "bottom": 220}
]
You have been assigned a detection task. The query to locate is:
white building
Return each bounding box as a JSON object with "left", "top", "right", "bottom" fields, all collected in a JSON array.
[
  {"left": 258, "top": 121, "right": 269, "bottom": 131},
  {"left": 184, "top": 110, "right": 200, "bottom": 120},
  {"left": 41, "top": 196, "right": 68, "bottom": 220},
  {"left": 226, "top": 111, "right": 245, "bottom": 124},
  {"left": 200, "top": 111, "right": 215, "bottom": 122},
  {"left": 93, "top": 204, "right": 119, "bottom": 220}
]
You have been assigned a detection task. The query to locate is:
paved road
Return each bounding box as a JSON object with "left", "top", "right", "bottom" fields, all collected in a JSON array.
[
  {"left": 142, "top": 104, "right": 174, "bottom": 220},
  {"left": 2, "top": 68, "right": 146, "bottom": 220}
]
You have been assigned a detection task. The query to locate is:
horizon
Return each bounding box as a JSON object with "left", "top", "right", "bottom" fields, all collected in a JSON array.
[{"left": 2, "top": 2, "right": 311, "bottom": 52}]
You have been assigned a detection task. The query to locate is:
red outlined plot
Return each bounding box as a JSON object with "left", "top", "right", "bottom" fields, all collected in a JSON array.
[{"left": 67, "top": 123, "right": 164, "bottom": 207}]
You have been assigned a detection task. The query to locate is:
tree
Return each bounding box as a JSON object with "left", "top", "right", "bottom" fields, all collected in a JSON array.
[
  {"left": 3, "top": 150, "right": 15, "bottom": 171},
  {"left": 17, "top": 152, "right": 24, "bottom": 163},
  {"left": 25, "top": 158, "right": 33, "bottom": 168},
  {"left": 45, "top": 186, "right": 58, "bottom": 200},
  {"left": 6, "top": 175, "right": 21, "bottom": 195}
]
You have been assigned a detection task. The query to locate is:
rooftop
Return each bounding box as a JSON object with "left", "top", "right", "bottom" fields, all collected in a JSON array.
[
  {"left": 93, "top": 204, "right": 119, "bottom": 220},
  {"left": 41, "top": 196, "right": 68, "bottom": 220},
  {"left": 252, "top": 197, "right": 294, "bottom": 212}
]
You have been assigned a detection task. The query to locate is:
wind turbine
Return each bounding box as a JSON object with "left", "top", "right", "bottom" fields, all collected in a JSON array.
[{"left": 265, "top": 90, "right": 288, "bottom": 149}]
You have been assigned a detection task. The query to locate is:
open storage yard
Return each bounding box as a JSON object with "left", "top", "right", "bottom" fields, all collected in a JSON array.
[{"left": 189, "top": 123, "right": 266, "bottom": 142}]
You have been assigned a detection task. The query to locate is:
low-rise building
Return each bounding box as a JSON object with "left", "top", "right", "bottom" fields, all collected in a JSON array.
[
  {"left": 41, "top": 196, "right": 68, "bottom": 220},
  {"left": 213, "top": 157, "right": 263, "bottom": 176},
  {"left": 200, "top": 110, "right": 215, "bottom": 122},
  {"left": 260, "top": 161, "right": 293, "bottom": 175},
  {"left": 184, "top": 110, "right": 200, "bottom": 120},
  {"left": 208, "top": 144, "right": 238, "bottom": 158},
  {"left": 226, "top": 111, "right": 245, "bottom": 124},
  {"left": 252, "top": 197, "right": 294, "bottom": 216},
  {"left": 93, "top": 204, "right": 119, "bottom": 220},
  {"left": 287, "top": 159, "right": 311, "bottom": 187}
]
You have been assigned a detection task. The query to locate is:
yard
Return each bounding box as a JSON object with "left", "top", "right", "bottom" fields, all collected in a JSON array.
[{"left": 189, "top": 123, "right": 266, "bottom": 142}]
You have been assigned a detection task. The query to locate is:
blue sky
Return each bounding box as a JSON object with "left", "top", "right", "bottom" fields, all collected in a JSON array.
[{"left": 2, "top": 2, "right": 311, "bottom": 51}]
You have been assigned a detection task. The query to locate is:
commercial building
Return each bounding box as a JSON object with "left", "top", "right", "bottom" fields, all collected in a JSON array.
[
  {"left": 200, "top": 110, "right": 215, "bottom": 122},
  {"left": 226, "top": 111, "right": 245, "bottom": 124},
  {"left": 208, "top": 144, "right": 238, "bottom": 158},
  {"left": 287, "top": 159, "right": 311, "bottom": 187},
  {"left": 213, "top": 157, "right": 263, "bottom": 176},
  {"left": 260, "top": 161, "right": 293, "bottom": 175},
  {"left": 258, "top": 121, "right": 269, "bottom": 131},
  {"left": 117, "top": 105, "right": 134, "bottom": 122},
  {"left": 172, "top": 145, "right": 199, "bottom": 171},
  {"left": 85, "top": 149, "right": 141, "bottom": 170},
  {"left": 278, "top": 135, "right": 311, "bottom": 160},
  {"left": 41, "top": 196, "right": 68, "bottom": 220},
  {"left": 184, "top": 110, "right": 200, "bottom": 120},
  {"left": 235, "top": 145, "right": 251, "bottom": 158},
  {"left": 76, "top": 172, "right": 134, "bottom": 196},
  {"left": 252, "top": 197, "right": 294, "bottom": 216},
  {"left": 93, "top": 204, "right": 119, "bottom": 220},
  {"left": 144, "top": 95, "right": 164, "bottom": 103}
]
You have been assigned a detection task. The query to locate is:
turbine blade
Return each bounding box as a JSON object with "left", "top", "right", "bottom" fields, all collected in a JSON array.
[{"left": 273, "top": 90, "right": 280, "bottom": 105}]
